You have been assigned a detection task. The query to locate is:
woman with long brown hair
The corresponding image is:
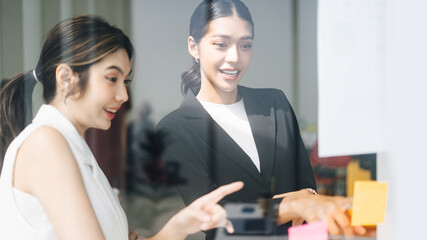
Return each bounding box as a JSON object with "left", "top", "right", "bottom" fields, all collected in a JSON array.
[{"left": 0, "top": 15, "right": 242, "bottom": 240}]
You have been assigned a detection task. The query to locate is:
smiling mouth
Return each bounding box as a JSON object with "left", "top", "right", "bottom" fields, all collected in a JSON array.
[
  {"left": 104, "top": 108, "right": 119, "bottom": 119},
  {"left": 105, "top": 108, "right": 118, "bottom": 114},
  {"left": 220, "top": 69, "right": 240, "bottom": 77}
]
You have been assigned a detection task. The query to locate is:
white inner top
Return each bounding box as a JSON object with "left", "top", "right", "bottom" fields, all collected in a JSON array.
[{"left": 199, "top": 98, "right": 261, "bottom": 172}]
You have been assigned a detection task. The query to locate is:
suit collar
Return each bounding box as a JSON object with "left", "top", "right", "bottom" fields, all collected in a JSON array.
[
  {"left": 181, "top": 86, "right": 265, "bottom": 118},
  {"left": 239, "top": 85, "right": 265, "bottom": 104},
  {"left": 180, "top": 87, "right": 209, "bottom": 119},
  {"left": 242, "top": 88, "right": 276, "bottom": 187},
  {"left": 179, "top": 86, "right": 276, "bottom": 189}
]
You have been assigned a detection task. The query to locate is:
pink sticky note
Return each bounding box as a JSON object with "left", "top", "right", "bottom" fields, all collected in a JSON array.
[{"left": 288, "top": 222, "right": 328, "bottom": 240}]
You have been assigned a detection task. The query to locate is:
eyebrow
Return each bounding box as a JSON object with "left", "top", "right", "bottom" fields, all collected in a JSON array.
[
  {"left": 212, "top": 34, "right": 253, "bottom": 40},
  {"left": 106, "top": 65, "right": 132, "bottom": 77}
]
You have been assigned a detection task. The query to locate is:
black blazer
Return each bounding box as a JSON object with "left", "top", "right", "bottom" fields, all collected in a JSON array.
[{"left": 156, "top": 86, "right": 316, "bottom": 206}]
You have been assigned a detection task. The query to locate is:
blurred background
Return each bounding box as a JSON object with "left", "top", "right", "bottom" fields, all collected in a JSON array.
[{"left": 0, "top": 0, "right": 378, "bottom": 239}]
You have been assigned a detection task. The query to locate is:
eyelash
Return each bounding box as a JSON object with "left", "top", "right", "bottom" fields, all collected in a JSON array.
[
  {"left": 213, "top": 42, "right": 253, "bottom": 49},
  {"left": 124, "top": 79, "right": 132, "bottom": 86},
  {"left": 214, "top": 42, "right": 226, "bottom": 48},
  {"left": 242, "top": 43, "right": 252, "bottom": 49},
  {"left": 106, "top": 77, "right": 132, "bottom": 86},
  {"left": 106, "top": 77, "right": 118, "bottom": 83}
]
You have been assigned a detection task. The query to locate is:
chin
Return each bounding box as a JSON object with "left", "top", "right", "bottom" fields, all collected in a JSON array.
[
  {"left": 222, "top": 85, "right": 239, "bottom": 93},
  {"left": 98, "top": 122, "right": 112, "bottom": 131}
]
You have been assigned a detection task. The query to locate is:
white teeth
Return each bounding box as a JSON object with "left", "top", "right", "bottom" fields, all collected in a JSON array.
[
  {"left": 221, "top": 70, "right": 239, "bottom": 76},
  {"left": 105, "top": 108, "right": 117, "bottom": 113}
]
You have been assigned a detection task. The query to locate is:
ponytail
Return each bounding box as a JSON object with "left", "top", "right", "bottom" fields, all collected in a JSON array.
[
  {"left": 0, "top": 71, "right": 37, "bottom": 158},
  {"left": 181, "top": 61, "right": 201, "bottom": 95}
]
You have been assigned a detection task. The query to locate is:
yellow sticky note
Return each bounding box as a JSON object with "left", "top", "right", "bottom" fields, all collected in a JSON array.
[{"left": 351, "top": 181, "right": 388, "bottom": 226}]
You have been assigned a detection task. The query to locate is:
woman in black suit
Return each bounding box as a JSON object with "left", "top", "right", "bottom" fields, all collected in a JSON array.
[
  {"left": 156, "top": 0, "right": 364, "bottom": 237},
  {"left": 157, "top": 0, "right": 316, "bottom": 205}
]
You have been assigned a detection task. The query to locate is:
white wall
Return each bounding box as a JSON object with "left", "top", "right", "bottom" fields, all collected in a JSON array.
[
  {"left": 316, "top": 0, "right": 427, "bottom": 238},
  {"left": 377, "top": 0, "right": 427, "bottom": 238}
]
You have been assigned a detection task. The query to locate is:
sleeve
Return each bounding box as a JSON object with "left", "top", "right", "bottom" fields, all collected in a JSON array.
[
  {"left": 155, "top": 120, "right": 218, "bottom": 206},
  {"left": 275, "top": 89, "right": 317, "bottom": 190}
]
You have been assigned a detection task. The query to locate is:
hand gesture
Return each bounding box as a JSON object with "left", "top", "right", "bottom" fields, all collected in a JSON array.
[
  {"left": 170, "top": 181, "right": 244, "bottom": 236},
  {"left": 274, "top": 191, "right": 366, "bottom": 236}
]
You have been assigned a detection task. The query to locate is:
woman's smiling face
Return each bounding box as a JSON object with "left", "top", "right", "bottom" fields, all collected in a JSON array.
[
  {"left": 66, "top": 48, "right": 132, "bottom": 134},
  {"left": 190, "top": 15, "right": 253, "bottom": 103}
]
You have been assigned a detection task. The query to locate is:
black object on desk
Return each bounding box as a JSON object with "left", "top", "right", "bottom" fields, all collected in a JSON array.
[
  {"left": 227, "top": 218, "right": 289, "bottom": 236},
  {"left": 223, "top": 203, "right": 289, "bottom": 236}
]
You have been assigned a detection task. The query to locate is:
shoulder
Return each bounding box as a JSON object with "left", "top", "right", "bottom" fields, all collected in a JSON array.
[
  {"left": 156, "top": 108, "right": 182, "bottom": 127},
  {"left": 15, "top": 126, "right": 78, "bottom": 193},
  {"left": 156, "top": 108, "right": 184, "bottom": 129},
  {"left": 239, "top": 85, "right": 290, "bottom": 103},
  {"left": 21, "top": 126, "right": 71, "bottom": 156},
  {"left": 239, "top": 85, "right": 285, "bottom": 95}
]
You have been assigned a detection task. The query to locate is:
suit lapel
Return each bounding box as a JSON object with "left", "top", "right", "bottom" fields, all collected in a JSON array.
[
  {"left": 240, "top": 87, "right": 277, "bottom": 190},
  {"left": 181, "top": 89, "right": 265, "bottom": 186}
]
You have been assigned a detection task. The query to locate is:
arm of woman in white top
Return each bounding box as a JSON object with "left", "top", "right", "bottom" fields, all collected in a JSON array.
[
  {"left": 14, "top": 126, "right": 106, "bottom": 240},
  {"left": 145, "top": 181, "right": 244, "bottom": 240},
  {"left": 14, "top": 126, "right": 243, "bottom": 240}
]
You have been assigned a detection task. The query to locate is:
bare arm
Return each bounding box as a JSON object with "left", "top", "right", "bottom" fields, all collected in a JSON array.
[
  {"left": 145, "top": 182, "right": 244, "bottom": 240},
  {"left": 14, "top": 126, "right": 105, "bottom": 240}
]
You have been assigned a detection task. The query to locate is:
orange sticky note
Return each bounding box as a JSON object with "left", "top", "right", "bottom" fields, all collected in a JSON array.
[
  {"left": 351, "top": 181, "right": 388, "bottom": 226},
  {"left": 288, "top": 222, "right": 328, "bottom": 240}
]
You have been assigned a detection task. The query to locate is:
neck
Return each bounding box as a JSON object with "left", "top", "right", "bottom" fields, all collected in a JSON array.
[
  {"left": 197, "top": 83, "right": 239, "bottom": 105},
  {"left": 49, "top": 101, "right": 87, "bottom": 136}
]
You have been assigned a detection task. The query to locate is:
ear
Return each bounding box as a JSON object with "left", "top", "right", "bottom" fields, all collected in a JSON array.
[
  {"left": 55, "top": 63, "right": 78, "bottom": 91},
  {"left": 188, "top": 36, "right": 200, "bottom": 60}
]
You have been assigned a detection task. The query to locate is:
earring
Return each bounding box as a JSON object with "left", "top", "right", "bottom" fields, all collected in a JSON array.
[{"left": 195, "top": 58, "right": 199, "bottom": 63}]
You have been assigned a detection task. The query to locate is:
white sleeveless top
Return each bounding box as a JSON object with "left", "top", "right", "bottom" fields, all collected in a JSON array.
[
  {"left": 199, "top": 98, "right": 261, "bottom": 172},
  {"left": 0, "top": 105, "right": 128, "bottom": 240}
]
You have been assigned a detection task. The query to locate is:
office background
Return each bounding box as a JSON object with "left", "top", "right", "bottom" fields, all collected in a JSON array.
[
  {"left": 1, "top": 0, "right": 427, "bottom": 239},
  {"left": 0, "top": 0, "right": 318, "bottom": 127}
]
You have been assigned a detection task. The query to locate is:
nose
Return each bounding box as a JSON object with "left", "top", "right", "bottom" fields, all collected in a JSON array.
[
  {"left": 115, "top": 84, "right": 129, "bottom": 103},
  {"left": 225, "top": 45, "right": 239, "bottom": 63}
]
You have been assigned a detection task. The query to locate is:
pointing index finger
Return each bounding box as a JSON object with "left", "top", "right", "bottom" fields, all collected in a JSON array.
[{"left": 192, "top": 181, "right": 244, "bottom": 208}]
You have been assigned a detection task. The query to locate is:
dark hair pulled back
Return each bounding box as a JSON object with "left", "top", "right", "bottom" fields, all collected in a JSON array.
[
  {"left": 181, "top": 0, "right": 254, "bottom": 94},
  {"left": 0, "top": 14, "right": 134, "bottom": 159}
]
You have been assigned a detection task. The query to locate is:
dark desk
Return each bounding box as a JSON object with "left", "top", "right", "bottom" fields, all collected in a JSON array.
[{"left": 215, "top": 203, "right": 376, "bottom": 240}]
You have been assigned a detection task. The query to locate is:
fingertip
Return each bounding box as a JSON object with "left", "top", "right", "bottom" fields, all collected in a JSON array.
[
  {"left": 225, "top": 221, "right": 235, "bottom": 234},
  {"left": 233, "top": 181, "right": 244, "bottom": 188},
  {"left": 354, "top": 225, "right": 367, "bottom": 235},
  {"left": 272, "top": 194, "right": 283, "bottom": 199}
]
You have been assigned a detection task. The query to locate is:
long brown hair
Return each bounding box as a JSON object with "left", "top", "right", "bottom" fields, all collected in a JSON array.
[{"left": 0, "top": 15, "right": 134, "bottom": 159}]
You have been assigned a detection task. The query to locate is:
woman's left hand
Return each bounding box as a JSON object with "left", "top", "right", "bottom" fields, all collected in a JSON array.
[{"left": 274, "top": 191, "right": 366, "bottom": 236}]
